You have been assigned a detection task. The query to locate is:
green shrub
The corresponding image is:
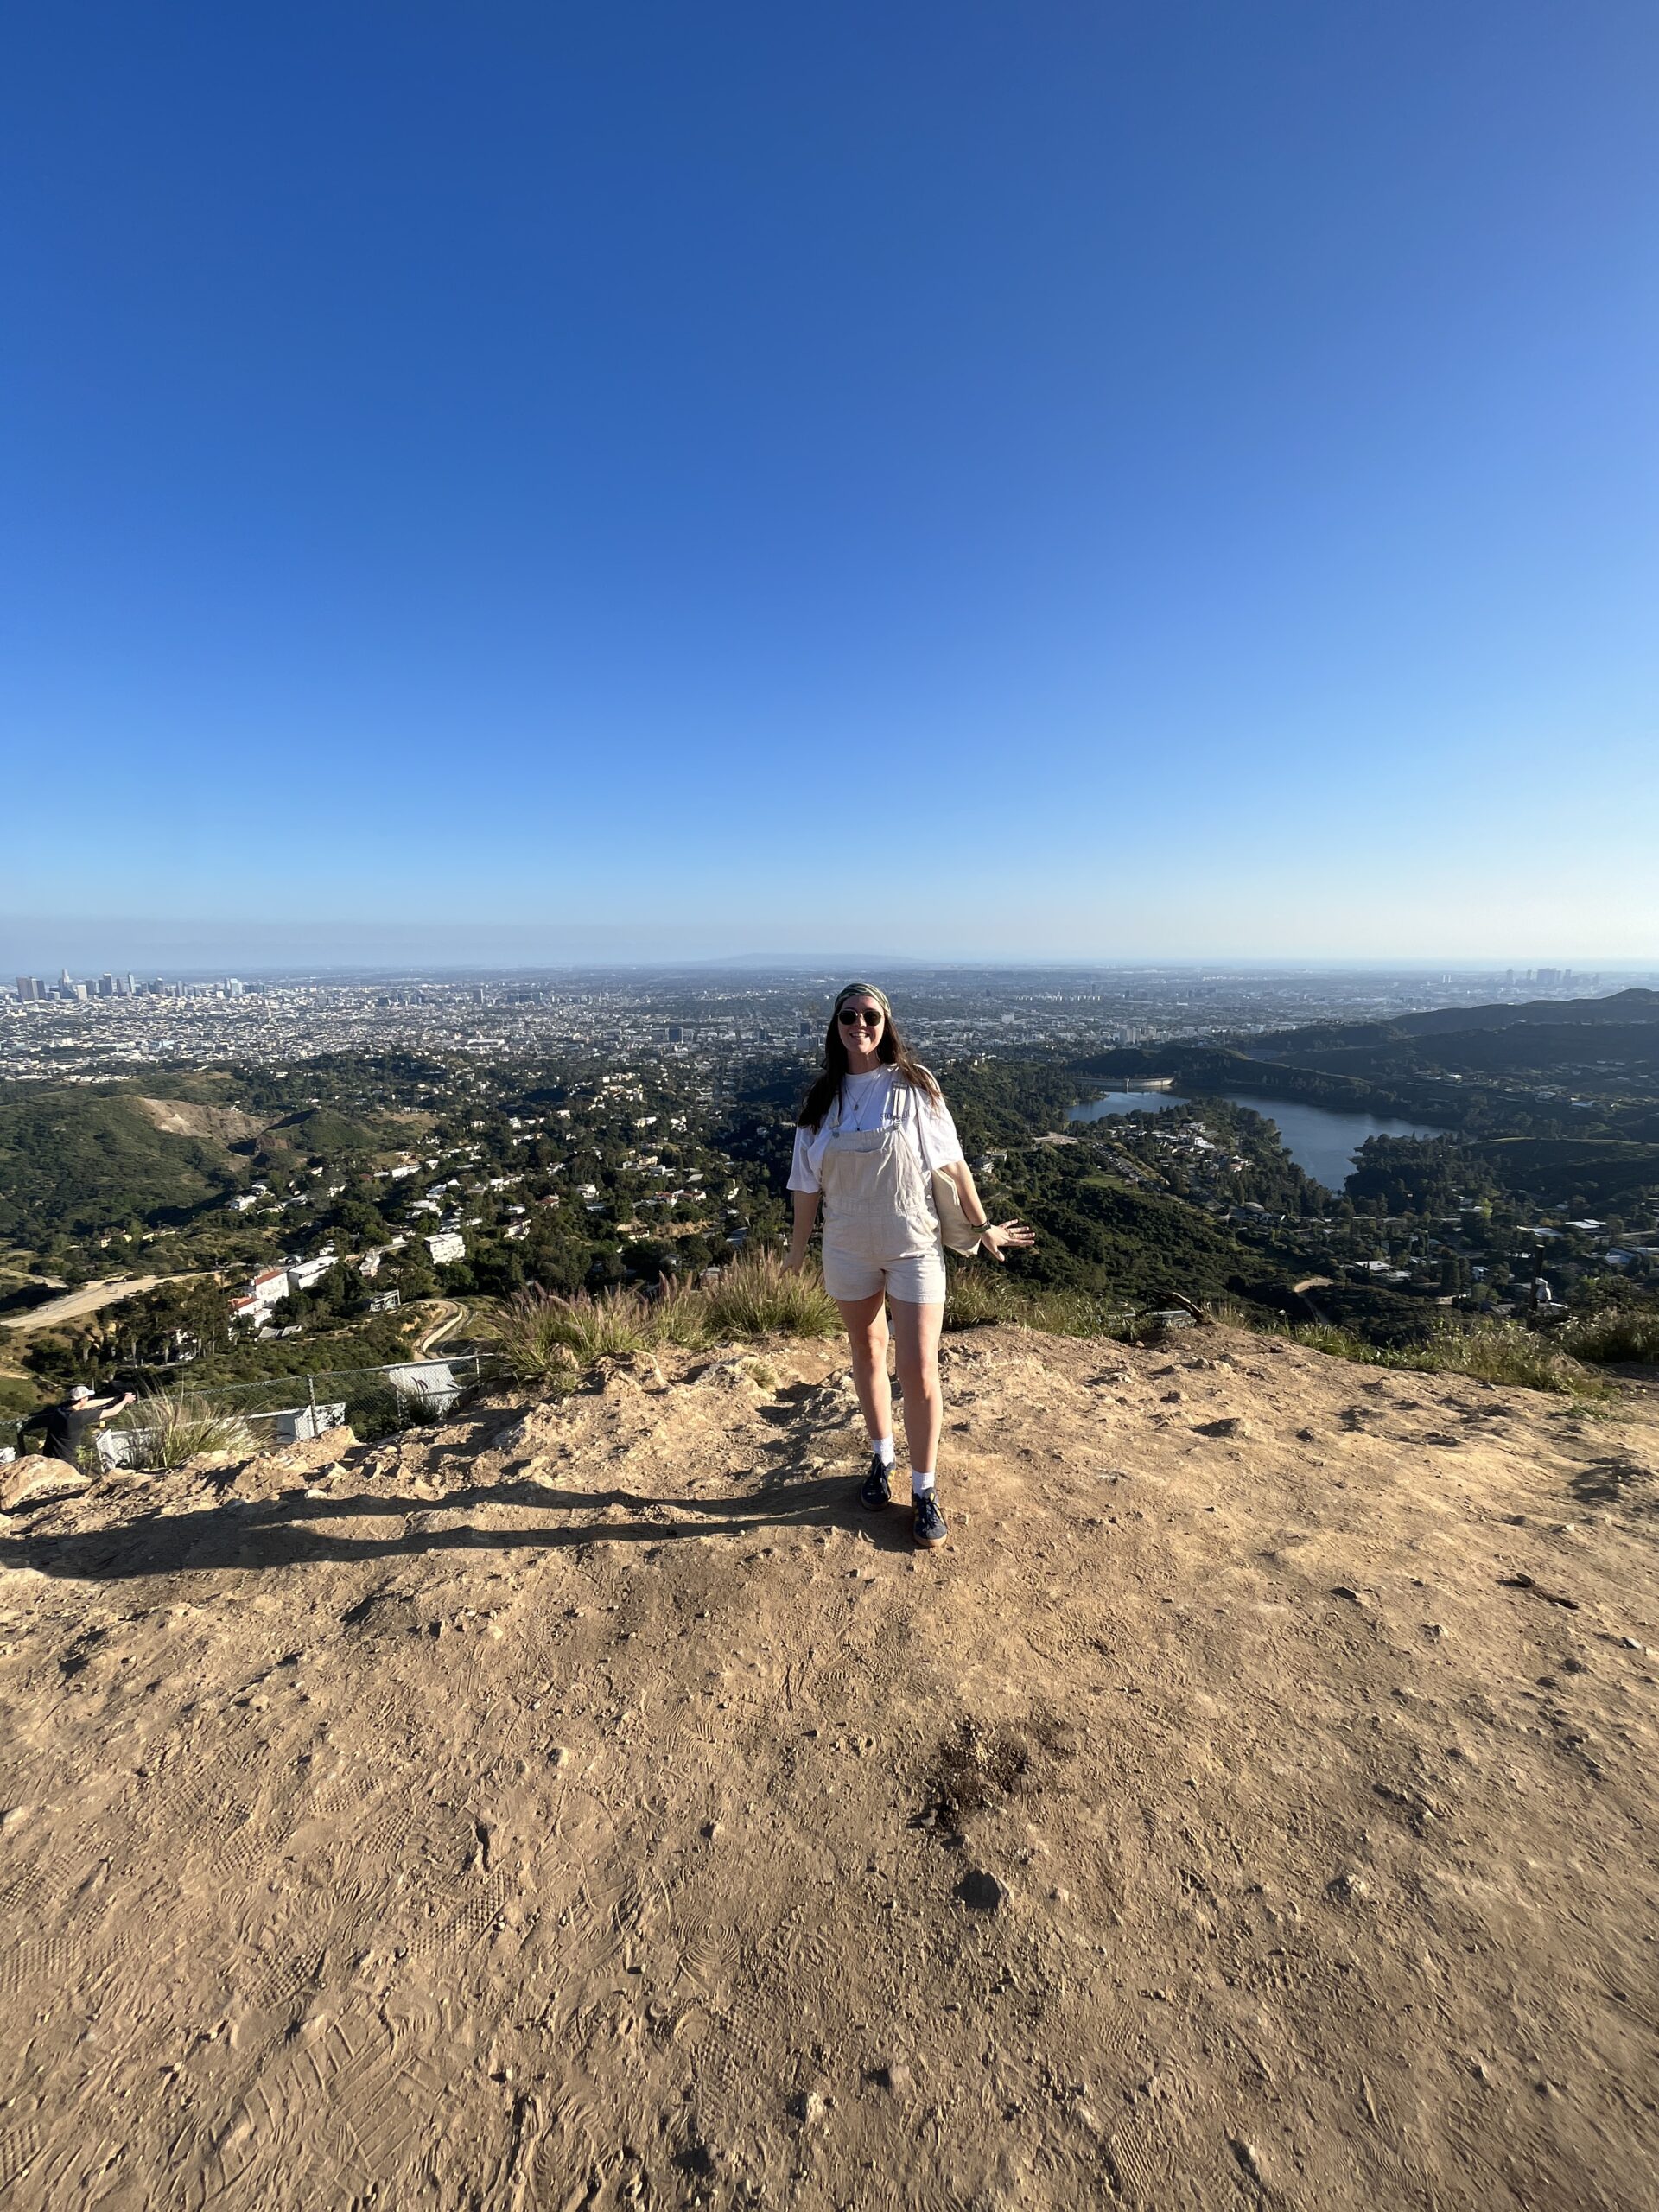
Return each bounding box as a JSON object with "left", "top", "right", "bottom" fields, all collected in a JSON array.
[
  {"left": 1205, "top": 1295, "right": 1279, "bottom": 1332},
  {"left": 1560, "top": 1308, "right": 1659, "bottom": 1365},
  {"left": 495, "top": 1258, "right": 839, "bottom": 1371},
  {"left": 702, "top": 1252, "right": 839, "bottom": 1341},
  {"left": 342, "top": 1379, "right": 409, "bottom": 1439}
]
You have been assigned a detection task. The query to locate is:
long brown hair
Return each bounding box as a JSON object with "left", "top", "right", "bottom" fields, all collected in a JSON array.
[{"left": 797, "top": 982, "right": 941, "bottom": 1131}]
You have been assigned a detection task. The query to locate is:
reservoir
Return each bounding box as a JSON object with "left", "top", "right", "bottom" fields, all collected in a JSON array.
[{"left": 1065, "top": 1088, "right": 1449, "bottom": 1192}]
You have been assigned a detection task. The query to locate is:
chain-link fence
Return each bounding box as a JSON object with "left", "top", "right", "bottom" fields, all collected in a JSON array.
[{"left": 1, "top": 1353, "right": 503, "bottom": 1472}]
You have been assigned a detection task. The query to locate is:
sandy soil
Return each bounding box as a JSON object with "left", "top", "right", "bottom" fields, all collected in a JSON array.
[
  {"left": 0, "top": 1324, "right": 1655, "bottom": 2209},
  {"left": 132, "top": 1099, "right": 266, "bottom": 1146}
]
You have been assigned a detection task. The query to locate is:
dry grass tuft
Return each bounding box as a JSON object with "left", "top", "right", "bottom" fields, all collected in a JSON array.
[
  {"left": 650, "top": 1274, "right": 715, "bottom": 1349},
  {"left": 115, "top": 1392, "right": 257, "bottom": 1470},
  {"left": 1560, "top": 1307, "right": 1659, "bottom": 1366},
  {"left": 702, "top": 1251, "right": 840, "bottom": 1342},
  {"left": 1283, "top": 1316, "right": 1613, "bottom": 1399},
  {"left": 488, "top": 1253, "right": 839, "bottom": 1384},
  {"left": 490, "top": 1287, "right": 645, "bottom": 1380}
]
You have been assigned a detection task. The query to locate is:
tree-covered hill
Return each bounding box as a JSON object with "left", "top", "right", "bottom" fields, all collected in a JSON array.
[
  {"left": 259, "top": 1105, "right": 409, "bottom": 1157},
  {"left": 986, "top": 1142, "right": 1297, "bottom": 1308},
  {"left": 0, "top": 1085, "right": 248, "bottom": 1244},
  {"left": 1244, "top": 990, "right": 1659, "bottom": 1085},
  {"left": 1465, "top": 1137, "right": 1659, "bottom": 1212},
  {"left": 1390, "top": 987, "right": 1659, "bottom": 1035},
  {"left": 1260, "top": 1020, "right": 1659, "bottom": 1084}
]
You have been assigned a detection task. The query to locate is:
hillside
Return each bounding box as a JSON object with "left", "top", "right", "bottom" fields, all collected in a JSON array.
[
  {"left": 1255, "top": 988, "right": 1659, "bottom": 1054},
  {"left": 1393, "top": 988, "right": 1659, "bottom": 1036},
  {"left": 1272, "top": 1024, "right": 1659, "bottom": 1085},
  {"left": 0, "top": 1328, "right": 1656, "bottom": 2208},
  {"left": 0, "top": 1086, "right": 248, "bottom": 1243},
  {"left": 1467, "top": 1136, "right": 1659, "bottom": 1212},
  {"left": 1251, "top": 990, "right": 1659, "bottom": 1087},
  {"left": 261, "top": 1104, "right": 412, "bottom": 1156}
]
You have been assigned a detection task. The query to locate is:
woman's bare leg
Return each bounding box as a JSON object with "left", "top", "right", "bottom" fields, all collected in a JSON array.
[
  {"left": 889, "top": 1297, "right": 944, "bottom": 1479},
  {"left": 836, "top": 1291, "right": 892, "bottom": 1446}
]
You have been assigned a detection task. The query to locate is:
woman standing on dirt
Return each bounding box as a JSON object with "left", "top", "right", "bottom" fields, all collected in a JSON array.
[{"left": 782, "top": 983, "right": 1033, "bottom": 1550}]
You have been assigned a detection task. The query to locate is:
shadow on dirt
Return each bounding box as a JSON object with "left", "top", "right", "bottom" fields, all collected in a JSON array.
[
  {"left": 0, "top": 1463, "right": 925, "bottom": 1584},
  {"left": 1569, "top": 1455, "right": 1656, "bottom": 1516}
]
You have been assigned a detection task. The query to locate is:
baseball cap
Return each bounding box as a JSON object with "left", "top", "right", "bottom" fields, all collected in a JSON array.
[{"left": 68, "top": 1384, "right": 93, "bottom": 1402}]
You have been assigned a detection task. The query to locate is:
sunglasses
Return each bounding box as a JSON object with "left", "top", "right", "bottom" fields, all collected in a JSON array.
[{"left": 837, "top": 1007, "right": 884, "bottom": 1027}]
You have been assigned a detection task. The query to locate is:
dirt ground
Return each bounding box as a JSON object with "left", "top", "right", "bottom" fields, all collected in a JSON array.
[{"left": 0, "top": 1323, "right": 1655, "bottom": 2209}]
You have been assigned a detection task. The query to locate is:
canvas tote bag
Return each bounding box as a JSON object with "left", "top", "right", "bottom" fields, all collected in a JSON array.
[{"left": 931, "top": 1168, "right": 988, "bottom": 1257}]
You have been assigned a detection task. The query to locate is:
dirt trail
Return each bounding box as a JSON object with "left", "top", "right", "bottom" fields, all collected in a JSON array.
[
  {"left": 0, "top": 1275, "right": 167, "bottom": 1335},
  {"left": 415, "top": 1299, "right": 471, "bottom": 1357},
  {"left": 0, "top": 1325, "right": 1655, "bottom": 2209}
]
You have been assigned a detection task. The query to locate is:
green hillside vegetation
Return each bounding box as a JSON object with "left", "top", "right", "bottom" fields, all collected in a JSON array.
[
  {"left": 1390, "top": 987, "right": 1659, "bottom": 1035},
  {"left": 16, "top": 1274, "right": 423, "bottom": 1400},
  {"left": 934, "top": 1060, "right": 1097, "bottom": 1148},
  {"left": 1466, "top": 1137, "right": 1659, "bottom": 1212},
  {"left": 260, "top": 1105, "right": 408, "bottom": 1156},
  {"left": 987, "top": 1142, "right": 1293, "bottom": 1309},
  {"left": 1254, "top": 988, "right": 1659, "bottom": 1053},
  {"left": 1243, "top": 989, "right": 1659, "bottom": 1086},
  {"left": 172, "top": 1314, "right": 419, "bottom": 1384},
  {"left": 1346, "top": 1134, "right": 1491, "bottom": 1214},
  {"left": 0, "top": 1085, "right": 245, "bottom": 1244},
  {"left": 1264, "top": 1021, "right": 1659, "bottom": 1084}
]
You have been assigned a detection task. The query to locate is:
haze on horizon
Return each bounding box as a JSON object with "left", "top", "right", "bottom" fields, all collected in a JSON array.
[{"left": 3, "top": 3, "right": 1656, "bottom": 969}]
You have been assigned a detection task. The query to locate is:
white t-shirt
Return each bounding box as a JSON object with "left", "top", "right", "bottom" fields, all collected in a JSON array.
[{"left": 787, "top": 1067, "right": 965, "bottom": 1195}]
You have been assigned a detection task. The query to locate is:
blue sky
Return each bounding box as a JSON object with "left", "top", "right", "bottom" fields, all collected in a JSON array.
[{"left": 3, "top": 2, "right": 1656, "bottom": 969}]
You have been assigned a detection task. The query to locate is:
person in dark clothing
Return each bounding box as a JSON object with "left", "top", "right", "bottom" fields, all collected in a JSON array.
[{"left": 22, "top": 1384, "right": 136, "bottom": 1465}]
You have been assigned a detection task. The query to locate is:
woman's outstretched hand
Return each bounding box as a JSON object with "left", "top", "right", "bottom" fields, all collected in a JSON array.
[
  {"left": 980, "top": 1221, "right": 1036, "bottom": 1262},
  {"left": 780, "top": 1249, "right": 808, "bottom": 1275}
]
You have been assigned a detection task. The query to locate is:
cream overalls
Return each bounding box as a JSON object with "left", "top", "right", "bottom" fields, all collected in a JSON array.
[{"left": 817, "top": 1107, "right": 948, "bottom": 1306}]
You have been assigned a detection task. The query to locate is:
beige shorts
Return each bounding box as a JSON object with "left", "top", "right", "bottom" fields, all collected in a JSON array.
[{"left": 821, "top": 1241, "right": 947, "bottom": 1306}]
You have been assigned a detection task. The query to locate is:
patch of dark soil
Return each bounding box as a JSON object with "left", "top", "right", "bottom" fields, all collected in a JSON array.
[{"left": 926, "top": 1717, "right": 1034, "bottom": 1829}]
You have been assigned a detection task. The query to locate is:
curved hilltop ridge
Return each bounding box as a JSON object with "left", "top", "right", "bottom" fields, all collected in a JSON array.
[{"left": 0, "top": 1329, "right": 1656, "bottom": 2208}]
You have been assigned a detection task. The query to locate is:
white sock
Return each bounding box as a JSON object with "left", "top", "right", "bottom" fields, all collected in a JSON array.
[
  {"left": 872, "top": 1436, "right": 895, "bottom": 1466},
  {"left": 911, "top": 1469, "right": 935, "bottom": 1497}
]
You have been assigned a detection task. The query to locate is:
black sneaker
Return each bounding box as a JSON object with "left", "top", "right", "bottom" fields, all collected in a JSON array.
[
  {"left": 859, "top": 1455, "right": 893, "bottom": 1511},
  {"left": 912, "top": 1490, "right": 948, "bottom": 1549}
]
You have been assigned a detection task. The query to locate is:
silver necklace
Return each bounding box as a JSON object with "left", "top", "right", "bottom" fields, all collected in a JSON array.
[{"left": 839, "top": 1067, "right": 886, "bottom": 1133}]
